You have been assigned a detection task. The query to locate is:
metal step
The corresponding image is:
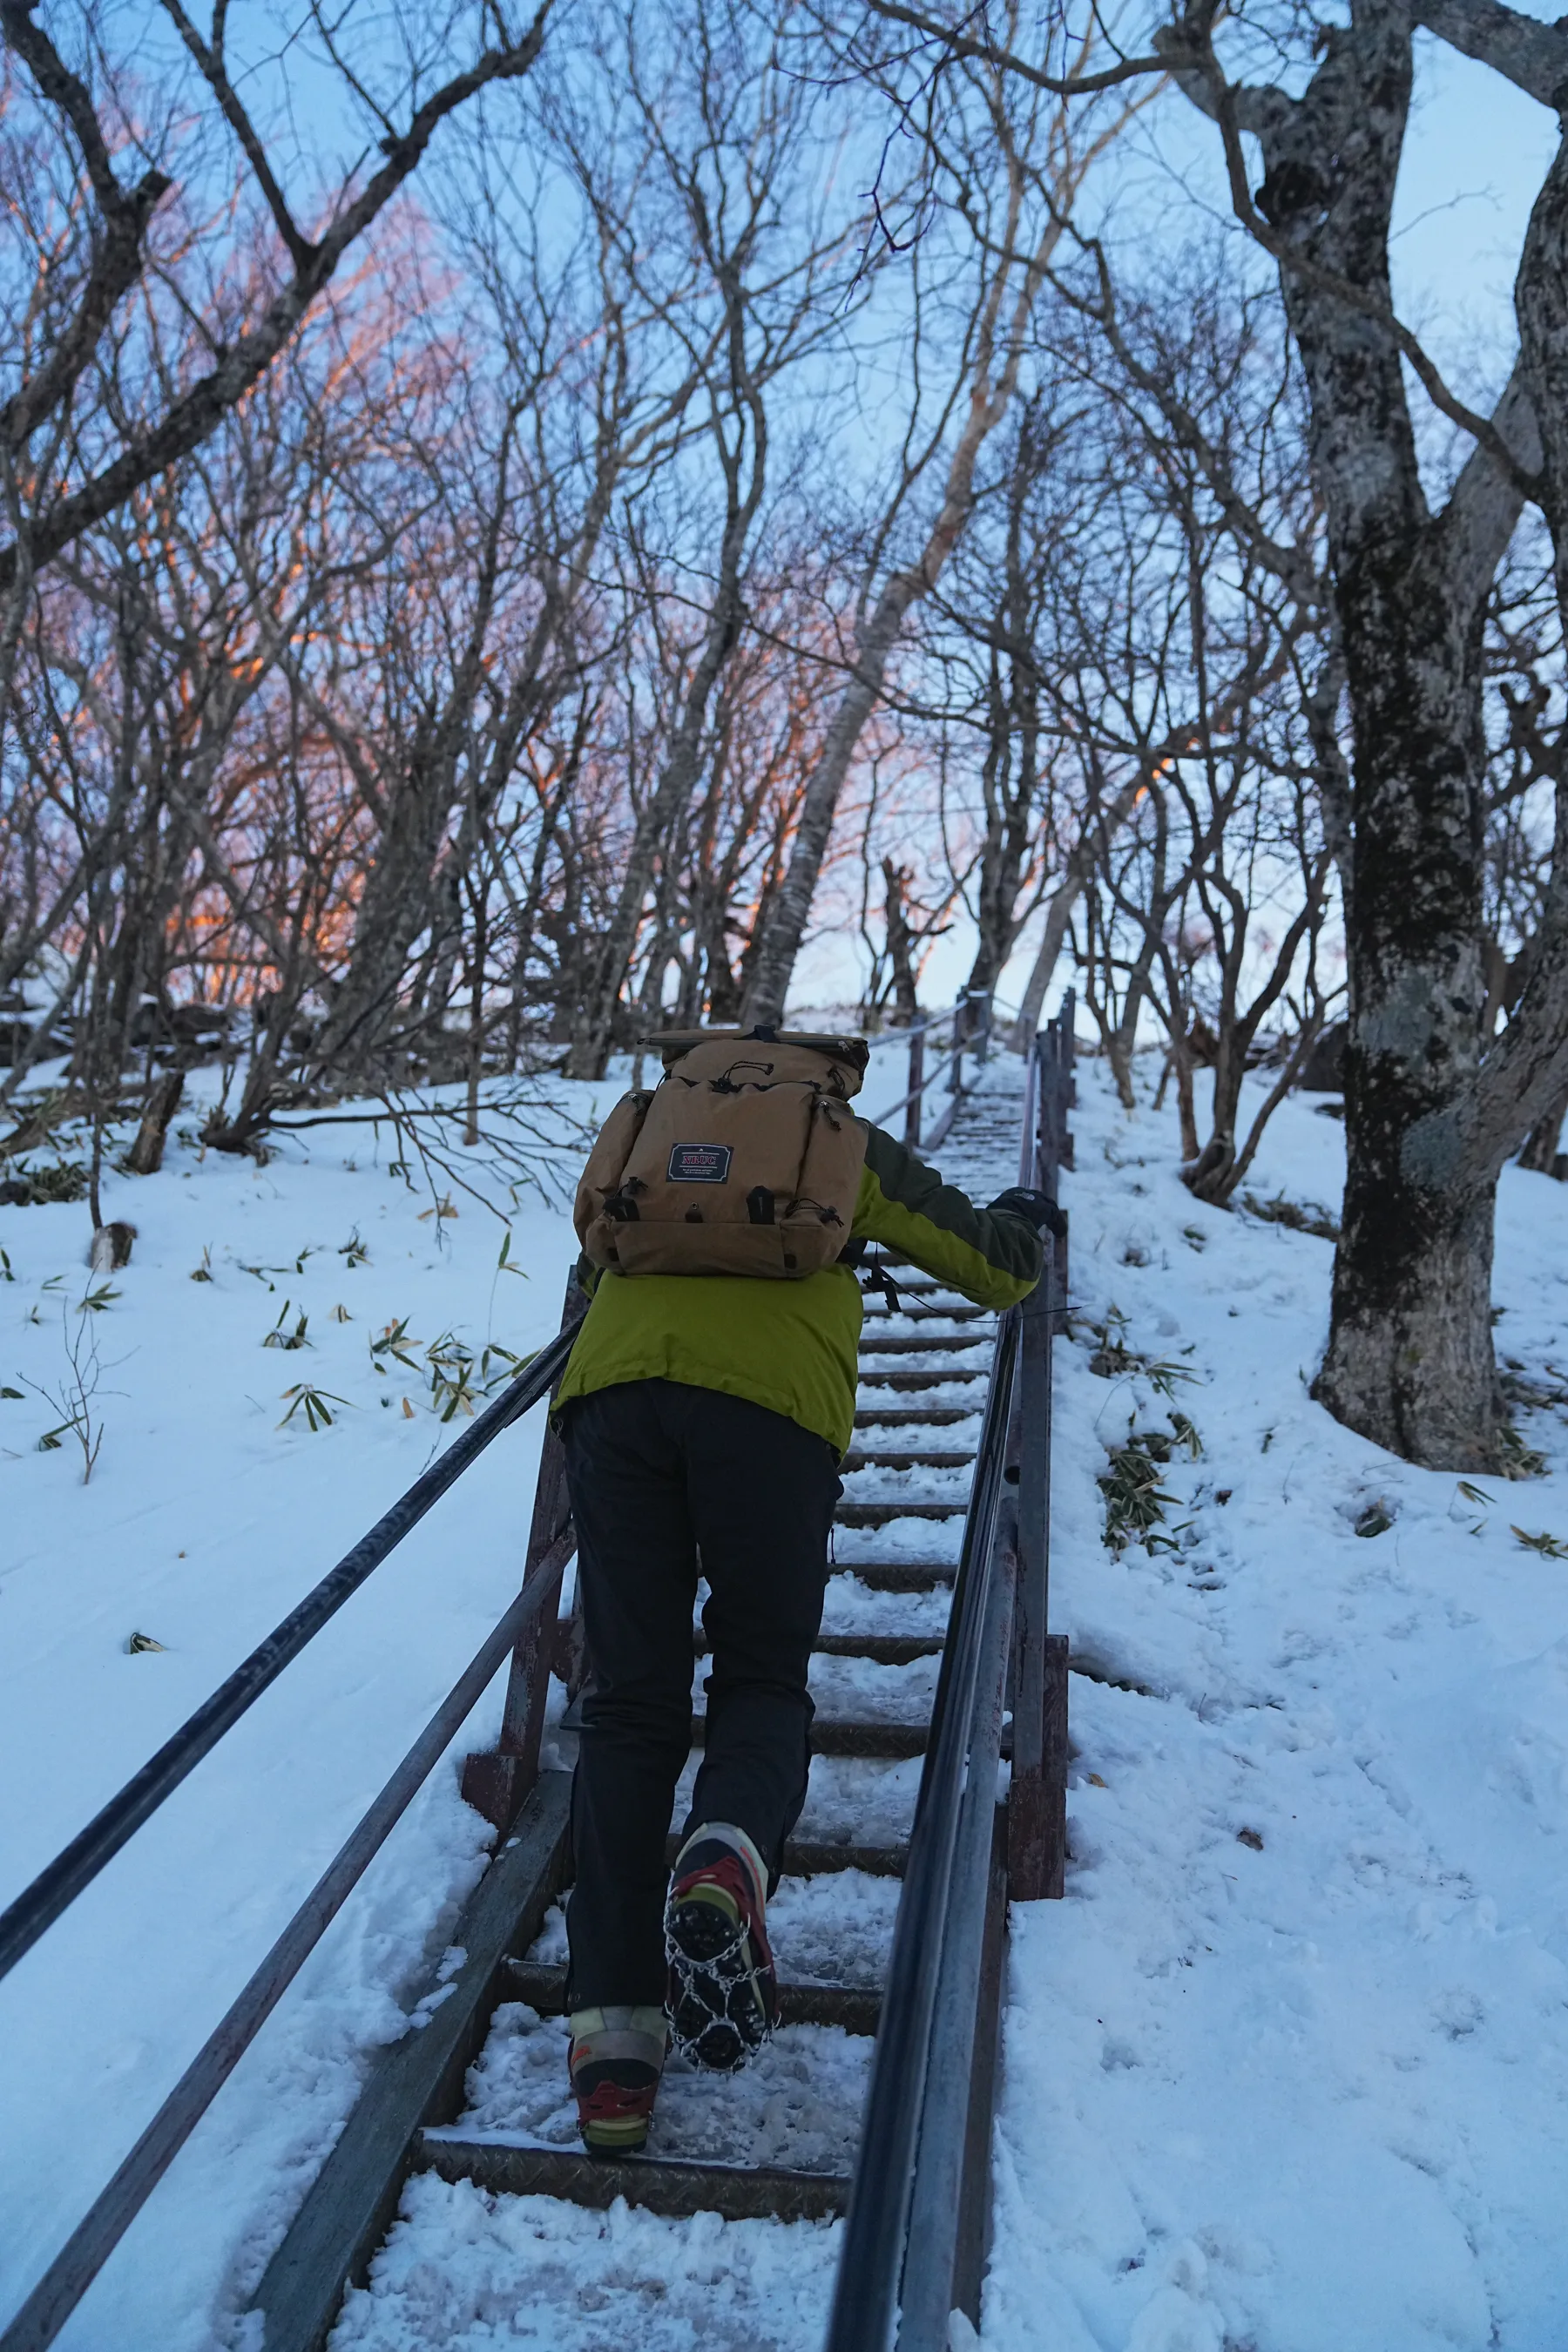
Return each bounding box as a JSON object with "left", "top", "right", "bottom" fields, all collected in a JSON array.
[
  {"left": 416, "top": 2134, "right": 850, "bottom": 2221},
  {"left": 834, "top": 1558, "right": 955, "bottom": 1590},
  {"left": 853, "top": 1404, "right": 977, "bottom": 1428},
  {"left": 693, "top": 1712, "right": 926, "bottom": 1759},
  {"left": 504, "top": 1960, "right": 882, "bottom": 2037},
  {"left": 858, "top": 1333, "right": 991, "bottom": 1355},
  {"left": 855, "top": 1369, "right": 988, "bottom": 1391},
  {"left": 841, "top": 1448, "right": 974, "bottom": 1472},
  {"left": 811, "top": 1632, "right": 944, "bottom": 1664}
]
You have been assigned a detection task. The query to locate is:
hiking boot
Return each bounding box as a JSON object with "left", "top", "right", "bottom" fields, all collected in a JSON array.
[
  {"left": 568, "top": 2004, "right": 667, "bottom": 2157},
  {"left": 665, "top": 1821, "right": 779, "bottom": 2072}
]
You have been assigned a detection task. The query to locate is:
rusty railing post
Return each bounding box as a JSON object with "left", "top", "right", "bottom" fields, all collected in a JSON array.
[
  {"left": 460, "top": 1272, "right": 588, "bottom": 1833},
  {"left": 904, "top": 1021, "right": 926, "bottom": 1149},
  {"left": 1007, "top": 999, "right": 1073, "bottom": 1900}
]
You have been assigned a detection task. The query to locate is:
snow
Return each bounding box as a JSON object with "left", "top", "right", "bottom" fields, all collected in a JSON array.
[
  {"left": 438, "top": 2005, "right": 868, "bottom": 2173},
  {"left": 0, "top": 1070, "right": 601, "bottom": 2349},
  {"left": 830, "top": 1516, "right": 963, "bottom": 1565},
  {"left": 328, "top": 2177, "right": 840, "bottom": 2352},
  {"left": 985, "top": 1059, "right": 1568, "bottom": 2352},
  {"left": 523, "top": 1871, "right": 902, "bottom": 1990},
  {"left": 6, "top": 1044, "right": 1568, "bottom": 2349}
]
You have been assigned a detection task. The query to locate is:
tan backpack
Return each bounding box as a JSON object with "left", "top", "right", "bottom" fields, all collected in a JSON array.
[{"left": 574, "top": 1029, "right": 871, "bottom": 1278}]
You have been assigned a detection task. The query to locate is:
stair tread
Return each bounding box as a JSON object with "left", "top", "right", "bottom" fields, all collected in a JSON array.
[
  {"left": 835, "top": 1499, "right": 968, "bottom": 1523},
  {"left": 416, "top": 2136, "right": 850, "bottom": 2222},
  {"left": 686, "top": 1630, "right": 943, "bottom": 1662},
  {"left": 841, "top": 1449, "right": 974, "bottom": 1471},
  {"left": 504, "top": 1960, "right": 882, "bottom": 2034},
  {"left": 655, "top": 1834, "right": 908, "bottom": 1876},
  {"left": 858, "top": 1333, "right": 991, "bottom": 1355},
  {"left": 830, "top": 1559, "right": 956, "bottom": 1589},
  {"left": 852, "top": 1405, "right": 977, "bottom": 1426},
  {"left": 557, "top": 1696, "right": 929, "bottom": 1756},
  {"left": 811, "top": 1632, "right": 944, "bottom": 1661}
]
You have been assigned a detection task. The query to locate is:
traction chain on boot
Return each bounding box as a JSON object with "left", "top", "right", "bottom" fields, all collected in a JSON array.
[{"left": 664, "top": 1910, "right": 774, "bottom": 2070}]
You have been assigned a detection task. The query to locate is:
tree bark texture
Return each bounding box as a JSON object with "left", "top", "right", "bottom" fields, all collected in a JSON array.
[{"left": 1178, "top": 1, "right": 1540, "bottom": 1466}]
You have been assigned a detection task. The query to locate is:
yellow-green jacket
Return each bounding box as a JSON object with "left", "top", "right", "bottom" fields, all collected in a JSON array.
[{"left": 554, "top": 1119, "right": 1043, "bottom": 1456}]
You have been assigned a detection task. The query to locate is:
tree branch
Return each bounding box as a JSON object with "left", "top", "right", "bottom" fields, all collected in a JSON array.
[
  {"left": 1154, "top": 18, "right": 1544, "bottom": 501},
  {"left": 0, "top": 2, "right": 172, "bottom": 449},
  {"left": 0, "top": 3, "right": 553, "bottom": 586}
]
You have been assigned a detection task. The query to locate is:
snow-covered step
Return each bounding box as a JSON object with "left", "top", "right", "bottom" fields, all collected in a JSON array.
[
  {"left": 809, "top": 1632, "right": 943, "bottom": 1664},
  {"left": 693, "top": 1712, "right": 926, "bottom": 1759},
  {"left": 557, "top": 1696, "right": 929, "bottom": 1758},
  {"left": 852, "top": 1402, "right": 980, "bottom": 1428},
  {"left": 521, "top": 1873, "right": 901, "bottom": 1990},
  {"left": 835, "top": 1502, "right": 968, "bottom": 1530},
  {"left": 841, "top": 1459, "right": 974, "bottom": 1498},
  {"left": 416, "top": 2135, "right": 850, "bottom": 2222},
  {"left": 504, "top": 1961, "right": 882, "bottom": 2038},
  {"left": 829, "top": 1558, "right": 956, "bottom": 1589},
  {"left": 693, "top": 1651, "right": 938, "bottom": 1724},
  {"left": 425, "top": 1999, "right": 867, "bottom": 2173},
  {"left": 858, "top": 1331, "right": 992, "bottom": 1355},
  {"left": 853, "top": 1369, "right": 990, "bottom": 1396},
  {"left": 841, "top": 1445, "right": 975, "bottom": 1472},
  {"left": 873, "top": 1304, "right": 993, "bottom": 1324}
]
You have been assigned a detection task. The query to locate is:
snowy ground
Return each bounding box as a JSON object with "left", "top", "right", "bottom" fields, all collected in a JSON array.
[
  {"left": 988, "top": 1062, "right": 1568, "bottom": 2352},
  {"left": 3, "top": 1044, "right": 1568, "bottom": 2348},
  {"left": 0, "top": 1065, "right": 603, "bottom": 2349}
]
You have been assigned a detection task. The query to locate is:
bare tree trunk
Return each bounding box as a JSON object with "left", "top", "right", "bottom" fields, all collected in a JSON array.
[
  {"left": 1009, "top": 772, "right": 1146, "bottom": 1047},
  {"left": 1517, "top": 1085, "right": 1568, "bottom": 1173},
  {"left": 882, "top": 859, "right": 921, "bottom": 1026},
  {"left": 125, "top": 1068, "right": 185, "bottom": 1174},
  {"left": 1191, "top": 14, "right": 1531, "bottom": 1466}
]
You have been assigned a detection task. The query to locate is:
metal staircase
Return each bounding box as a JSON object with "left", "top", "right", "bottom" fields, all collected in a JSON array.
[{"left": 0, "top": 1003, "right": 1076, "bottom": 2352}]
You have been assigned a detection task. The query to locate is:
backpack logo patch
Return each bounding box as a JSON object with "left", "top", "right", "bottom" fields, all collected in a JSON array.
[{"left": 668, "top": 1141, "right": 732, "bottom": 1184}]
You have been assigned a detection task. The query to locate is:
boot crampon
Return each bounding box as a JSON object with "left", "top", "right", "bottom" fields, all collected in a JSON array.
[{"left": 665, "top": 1822, "right": 780, "bottom": 2072}]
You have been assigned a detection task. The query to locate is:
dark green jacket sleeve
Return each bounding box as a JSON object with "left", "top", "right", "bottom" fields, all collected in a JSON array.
[{"left": 850, "top": 1120, "right": 1044, "bottom": 1305}]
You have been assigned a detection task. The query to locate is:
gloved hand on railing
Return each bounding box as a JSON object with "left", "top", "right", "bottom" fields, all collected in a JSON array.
[{"left": 987, "top": 1186, "right": 1067, "bottom": 1240}]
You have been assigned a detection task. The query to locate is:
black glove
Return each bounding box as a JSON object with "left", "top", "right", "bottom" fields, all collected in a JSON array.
[{"left": 988, "top": 1186, "right": 1067, "bottom": 1240}]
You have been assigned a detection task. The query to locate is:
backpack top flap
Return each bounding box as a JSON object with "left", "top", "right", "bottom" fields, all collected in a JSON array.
[{"left": 647, "top": 1027, "right": 868, "bottom": 1100}]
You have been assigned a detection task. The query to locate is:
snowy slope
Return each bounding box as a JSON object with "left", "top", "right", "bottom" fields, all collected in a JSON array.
[
  {"left": 0, "top": 1075, "right": 602, "bottom": 2349},
  {"left": 988, "top": 1060, "right": 1568, "bottom": 2352}
]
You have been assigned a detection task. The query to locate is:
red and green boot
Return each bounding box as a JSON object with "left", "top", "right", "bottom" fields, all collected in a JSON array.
[{"left": 568, "top": 2004, "right": 667, "bottom": 2157}]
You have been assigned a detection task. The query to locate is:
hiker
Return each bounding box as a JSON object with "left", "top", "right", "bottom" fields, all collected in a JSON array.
[{"left": 552, "top": 1025, "right": 1056, "bottom": 2154}]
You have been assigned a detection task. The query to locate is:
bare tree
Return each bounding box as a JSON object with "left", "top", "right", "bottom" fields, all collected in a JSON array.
[
  {"left": 0, "top": 0, "right": 553, "bottom": 594},
  {"left": 740, "top": 4, "right": 1150, "bottom": 1024},
  {"left": 890, "top": 0, "right": 1568, "bottom": 1470},
  {"left": 561, "top": 3, "right": 865, "bottom": 1074}
]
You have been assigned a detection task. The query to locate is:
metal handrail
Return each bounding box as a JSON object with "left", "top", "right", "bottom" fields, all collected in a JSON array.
[
  {"left": 861, "top": 1004, "right": 960, "bottom": 1054},
  {"left": 0, "top": 1323, "right": 577, "bottom": 1987},
  {"left": 862, "top": 990, "right": 994, "bottom": 1147},
  {"left": 865, "top": 1035, "right": 964, "bottom": 1133},
  {"left": 828, "top": 991, "right": 1075, "bottom": 2349},
  {"left": 0, "top": 1545, "right": 570, "bottom": 2352},
  {"left": 822, "top": 1307, "right": 1022, "bottom": 2352}
]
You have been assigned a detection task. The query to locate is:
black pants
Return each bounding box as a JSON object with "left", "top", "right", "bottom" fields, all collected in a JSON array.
[{"left": 561, "top": 1378, "right": 841, "bottom": 2008}]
